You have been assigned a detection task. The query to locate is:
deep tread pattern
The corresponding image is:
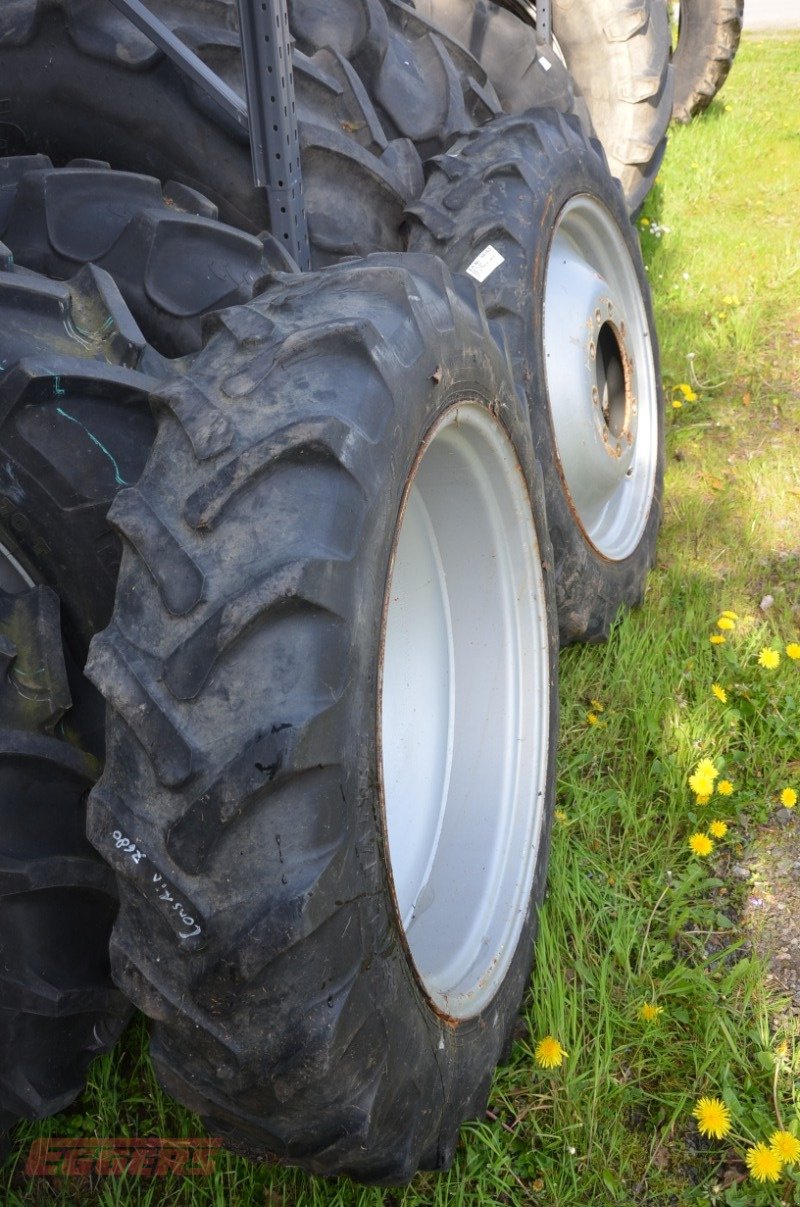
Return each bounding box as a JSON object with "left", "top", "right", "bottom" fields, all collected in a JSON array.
[
  {"left": 0, "top": 158, "right": 293, "bottom": 356},
  {"left": 552, "top": 0, "right": 674, "bottom": 212},
  {"left": 671, "top": 0, "right": 743, "bottom": 123},
  {"left": 0, "top": 259, "right": 160, "bottom": 652},
  {"left": 0, "top": 586, "right": 129, "bottom": 1129},
  {"left": 0, "top": 1, "right": 578, "bottom": 262},
  {"left": 411, "top": 0, "right": 579, "bottom": 117},
  {"left": 0, "top": 250, "right": 165, "bottom": 1141},
  {"left": 407, "top": 110, "right": 665, "bottom": 642},
  {"left": 85, "top": 255, "right": 559, "bottom": 1182}
]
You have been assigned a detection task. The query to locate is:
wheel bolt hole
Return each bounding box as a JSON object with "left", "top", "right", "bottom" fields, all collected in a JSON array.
[{"left": 595, "top": 321, "right": 629, "bottom": 439}]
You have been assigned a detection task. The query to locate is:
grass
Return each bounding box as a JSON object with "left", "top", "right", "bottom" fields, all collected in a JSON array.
[{"left": 4, "top": 30, "right": 800, "bottom": 1207}]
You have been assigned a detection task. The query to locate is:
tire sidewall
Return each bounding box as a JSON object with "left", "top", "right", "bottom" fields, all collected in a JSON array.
[{"left": 343, "top": 314, "right": 558, "bottom": 1115}]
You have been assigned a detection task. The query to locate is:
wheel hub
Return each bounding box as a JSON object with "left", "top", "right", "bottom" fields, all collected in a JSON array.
[{"left": 544, "top": 195, "right": 658, "bottom": 560}]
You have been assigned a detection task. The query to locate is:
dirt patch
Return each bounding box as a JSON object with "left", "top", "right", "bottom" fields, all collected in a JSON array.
[{"left": 740, "top": 812, "right": 800, "bottom": 1014}]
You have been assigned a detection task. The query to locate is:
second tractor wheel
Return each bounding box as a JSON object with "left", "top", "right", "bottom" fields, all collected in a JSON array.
[
  {"left": 85, "top": 254, "right": 559, "bottom": 1182},
  {"left": 552, "top": 0, "right": 674, "bottom": 213},
  {"left": 670, "top": 0, "right": 744, "bottom": 123},
  {"left": 408, "top": 110, "right": 665, "bottom": 643}
]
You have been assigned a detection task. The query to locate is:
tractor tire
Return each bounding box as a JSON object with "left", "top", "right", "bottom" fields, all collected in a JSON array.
[
  {"left": 0, "top": 167, "right": 293, "bottom": 1141},
  {"left": 0, "top": 582, "right": 127, "bottom": 1140},
  {"left": 85, "top": 254, "right": 559, "bottom": 1182},
  {"left": 670, "top": 0, "right": 744, "bottom": 123},
  {"left": 0, "top": 259, "right": 157, "bottom": 1139},
  {"left": 552, "top": 0, "right": 674, "bottom": 214},
  {"left": 0, "top": 156, "right": 294, "bottom": 357},
  {"left": 408, "top": 111, "right": 665, "bottom": 644},
  {"left": 0, "top": 0, "right": 548, "bottom": 265},
  {"left": 410, "top": 0, "right": 582, "bottom": 117}
]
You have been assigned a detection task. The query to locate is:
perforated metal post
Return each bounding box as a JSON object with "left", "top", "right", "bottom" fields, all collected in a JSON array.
[
  {"left": 235, "top": 0, "right": 311, "bottom": 270},
  {"left": 537, "top": 0, "right": 551, "bottom": 44},
  {"left": 106, "top": 0, "right": 310, "bottom": 270}
]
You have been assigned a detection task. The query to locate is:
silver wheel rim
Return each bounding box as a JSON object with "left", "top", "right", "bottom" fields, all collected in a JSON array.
[
  {"left": 544, "top": 195, "right": 659, "bottom": 560},
  {"left": 379, "top": 402, "right": 551, "bottom": 1019}
]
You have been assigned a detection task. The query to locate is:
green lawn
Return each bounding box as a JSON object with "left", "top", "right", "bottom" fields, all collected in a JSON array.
[{"left": 4, "top": 30, "right": 800, "bottom": 1207}]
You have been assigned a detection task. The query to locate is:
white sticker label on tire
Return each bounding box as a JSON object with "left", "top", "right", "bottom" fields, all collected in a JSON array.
[
  {"left": 465, "top": 245, "right": 505, "bottom": 283},
  {"left": 539, "top": 55, "right": 552, "bottom": 71}
]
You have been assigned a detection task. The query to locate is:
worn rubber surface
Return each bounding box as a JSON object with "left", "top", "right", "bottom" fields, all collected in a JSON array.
[
  {"left": 85, "top": 254, "right": 559, "bottom": 1182},
  {"left": 671, "top": 0, "right": 743, "bottom": 122},
  {"left": 0, "top": 251, "right": 162, "bottom": 1140},
  {"left": 0, "top": 157, "right": 294, "bottom": 356},
  {"left": 0, "top": 164, "right": 305, "bottom": 1141},
  {"left": 408, "top": 111, "right": 665, "bottom": 643},
  {"left": 552, "top": 0, "right": 673, "bottom": 213},
  {"left": 0, "top": 584, "right": 129, "bottom": 1135},
  {"left": 0, "top": 251, "right": 162, "bottom": 679},
  {"left": 0, "top": 0, "right": 539, "bottom": 262},
  {"left": 412, "top": 0, "right": 581, "bottom": 116}
]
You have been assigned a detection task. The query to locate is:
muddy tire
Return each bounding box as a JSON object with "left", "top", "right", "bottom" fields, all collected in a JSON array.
[
  {"left": 671, "top": 0, "right": 744, "bottom": 122},
  {"left": 85, "top": 254, "right": 558, "bottom": 1182},
  {"left": 408, "top": 111, "right": 665, "bottom": 643},
  {"left": 0, "top": 0, "right": 547, "bottom": 264},
  {"left": 552, "top": 0, "right": 673, "bottom": 213}
]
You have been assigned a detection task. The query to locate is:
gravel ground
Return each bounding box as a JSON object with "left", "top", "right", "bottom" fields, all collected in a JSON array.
[{"left": 741, "top": 812, "right": 800, "bottom": 1014}]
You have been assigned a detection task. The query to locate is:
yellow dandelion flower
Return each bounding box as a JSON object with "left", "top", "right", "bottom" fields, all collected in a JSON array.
[
  {"left": 672, "top": 398, "right": 682, "bottom": 409},
  {"left": 689, "top": 773, "right": 715, "bottom": 798},
  {"left": 745, "top": 1142, "right": 783, "bottom": 1183},
  {"left": 717, "top": 780, "right": 734, "bottom": 796},
  {"left": 758, "top": 647, "right": 780, "bottom": 669},
  {"left": 590, "top": 699, "right": 605, "bottom": 713},
  {"left": 769, "top": 1130, "right": 800, "bottom": 1165},
  {"left": 534, "top": 1036, "right": 568, "bottom": 1069},
  {"left": 780, "top": 787, "right": 797, "bottom": 808},
  {"left": 720, "top": 611, "right": 739, "bottom": 621},
  {"left": 689, "top": 833, "right": 714, "bottom": 857},
  {"left": 555, "top": 809, "right": 568, "bottom": 825},
  {"left": 695, "top": 793, "right": 711, "bottom": 806},
  {"left": 695, "top": 758, "right": 719, "bottom": 781},
  {"left": 675, "top": 383, "right": 698, "bottom": 402},
  {"left": 638, "top": 1001, "right": 664, "bottom": 1023},
  {"left": 717, "top": 617, "right": 735, "bottom": 631},
  {"left": 709, "top": 820, "right": 728, "bottom": 838},
  {"left": 586, "top": 712, "right": 598, "bottom": 726},
  {"left": 692, "top": 1096, "right": 732, "bottom": 1140},
  {"left": 711, "top": 684, "right": 728, "bottom": 703},
  {"left": 786, "top": 642, "right": 800, "bottom": 661},
  {"left": 710, "top": 634, "right": 726, "bottom": 645}
]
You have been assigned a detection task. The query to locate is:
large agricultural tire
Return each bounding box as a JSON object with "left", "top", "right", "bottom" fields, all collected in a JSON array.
[
  {"left": 0, "top": 582, "right": 126, "bottom": 1141},
  {"left": 0, "top": 1, "right": 571, "bottom": 265},
  {"left": 0, "top": 156, "right": 293, "bottom": 357},
  {"left": 0, "top": 168, "right": 295, "bottom": 1142},
  {"left": 411, "top": 0, "right": 583, "bottom": 116},
  {"left": 670, "top": 0, "right": 744, "bottom": 123},
  {"left": 85, "top": 254, "right": 559, "bottom": 1183},
  {"left": 0, "top": 259, "right": 156, "bottom": 1140},
  {"left": 408, "top": 110, "right": 665, "bottom": 644},
  {"left": 552, "top": 0, "right": 674, "bottom": 214}
]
